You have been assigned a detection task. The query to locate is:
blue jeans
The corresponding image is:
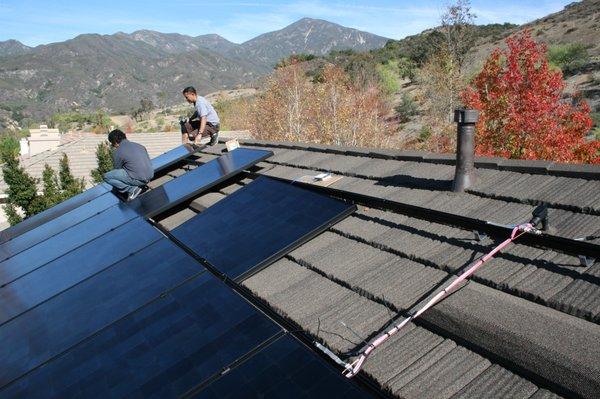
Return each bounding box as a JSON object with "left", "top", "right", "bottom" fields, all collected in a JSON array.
[{"left": 103, "top": 169, "right": 146, "bottom": 194}]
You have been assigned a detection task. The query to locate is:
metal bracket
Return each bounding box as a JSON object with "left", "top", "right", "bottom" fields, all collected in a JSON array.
[
  {"left": 473, "top": 230, "right": 487, "bottom": 242},
  {"left": 578, "top": 255, "right": 596, "bottom": 268}
]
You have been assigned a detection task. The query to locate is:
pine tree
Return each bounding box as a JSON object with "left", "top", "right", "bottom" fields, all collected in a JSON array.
[
  {"left": 40, "top": 164, "right": 62, "bottom": 209},
  {"left": 91, "top": 142, "right": 114, "bottom": 183},
  {"left": 1, "top": 140, "right": 87, "bottom": 226},
  {"left": 1, "top": 141, "right": 39, "bottom": 219},
  {"left": 58, "top": 153, "right": 85, "bottom": 199}
]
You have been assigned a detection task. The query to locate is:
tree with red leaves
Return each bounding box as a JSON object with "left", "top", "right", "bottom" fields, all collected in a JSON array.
[{"left": 461, "top": 29, "right": 598, "bottom": 164}]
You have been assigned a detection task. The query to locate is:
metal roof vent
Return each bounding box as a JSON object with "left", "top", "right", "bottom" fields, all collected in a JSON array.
[{"left": 452, "top": 109, "right": 479, "bottom": 192}]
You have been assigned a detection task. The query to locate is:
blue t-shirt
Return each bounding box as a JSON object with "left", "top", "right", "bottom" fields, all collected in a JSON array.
[{"left": 194, "top": 96, "right": 220, "bottom": 124}]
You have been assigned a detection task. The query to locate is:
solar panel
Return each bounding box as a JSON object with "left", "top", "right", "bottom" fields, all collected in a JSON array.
[
  {"left": 151, "top": 143, "right": 198, "bottom": 174},
  {"left": 0, "top": 144, "right": 196, "bottom": 244},
  {"left": 0, "top": 237, "right": 203, "bottom": 387},
  {"left": 0, "top": 203, "right": 140, "bottom": 287},
  {"left": 0, "top": 268, "right": 282, "bottom": 397},
  {"left": 191, "top": 334, "right": 370, "bottom": 399},
  {"left": 0, "top": 183, "right": 112, "bottom": 245},
  {"left": 128, "top": 148, "right": 273, "bottom": 218},
  {"left": 0, "top": 192, "right": 119, "bottom": 261},
  {"left": 0, "top": 217, "right": 163, "bottom": 326},
  {"left": 171, "top": 177, "right": 356, "bottom": 281}
]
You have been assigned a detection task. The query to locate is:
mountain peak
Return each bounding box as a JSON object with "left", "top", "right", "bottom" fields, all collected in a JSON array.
[
  {"left": 239, "top": 17, "right": 389, "bottom": 65},
  {"left": 0, "top": 39, "right": 32, "bottom": 57}
]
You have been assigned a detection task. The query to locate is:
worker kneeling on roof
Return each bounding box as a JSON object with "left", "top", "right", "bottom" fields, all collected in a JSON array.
[
  {"left": 103, "top": 129, "right": 153, "bottom": 202},
  {"left": 180, "top": 86, "right": 220, "bottom": 146}
]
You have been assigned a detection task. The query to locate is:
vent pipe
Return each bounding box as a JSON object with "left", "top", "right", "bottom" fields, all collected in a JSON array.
[{"left": 452, "top": 109, "right": 479, "bottom": 192}]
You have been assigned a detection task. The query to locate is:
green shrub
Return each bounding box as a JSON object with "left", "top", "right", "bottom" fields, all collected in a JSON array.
[
  {"left": 395, "top": 93, "right": 418, "bottom": 123},
  {"left": 91, "top": 142, "right": 114, "bottom": 183},
  {"left": 548, "top": 43, "right": 589, "bottom": 74},
  {"left": 418, "top": 126, "right": 432, "bottom": 142},
  {"left": 376, "top": 60, "right": 400, "bottom": 96}
]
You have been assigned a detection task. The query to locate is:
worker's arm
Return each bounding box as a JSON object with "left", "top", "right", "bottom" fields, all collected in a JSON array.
[
  {"left": 112, "top": 149, "right": 124, "bottom": 170},
  {"left": 199, "top": 115, "right": 207, "bottom": 136}
]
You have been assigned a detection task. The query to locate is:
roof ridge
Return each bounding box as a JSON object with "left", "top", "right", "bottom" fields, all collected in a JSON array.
[{"left": 236, "top": 139, "right": 600, "bottom": 180}]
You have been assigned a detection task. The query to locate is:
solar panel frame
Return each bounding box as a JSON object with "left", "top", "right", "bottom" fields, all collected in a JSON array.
[
  {"left": 0, "top": 237, "right": 204, "bottom": 388},
  {"left": 128, "top": 148, "right": 273, "bottom": 218},
  {"left": 0, "top": 268, "right": 283, "bottom": 397},
  {"left": 151, "top": 143, "right": 199, "bottom": 174},
  {"left": 0, "top": 203, "right": 140, "bottom": 287},
  {"left": 0, "top": 217, "right": 163, "bottom": 326},
  {"left": 190, "top": 334, "right": 371, "bottom": 399},
  {"left": 0, "top": 183, "right": 112, "bottom": 245},
  {"left": 0, "top": 192, "right": 120, "bottom": 261},
  {"left": 171, "top": 176, "right": 356, "bottom": 282},
  {"left": 0, "top": 144, "right": 196, "bottom": 244}
]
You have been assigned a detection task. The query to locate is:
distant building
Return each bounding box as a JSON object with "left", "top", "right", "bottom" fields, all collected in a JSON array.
[{"left": 22, "top": 125, "right": 61, "bottom": 156}]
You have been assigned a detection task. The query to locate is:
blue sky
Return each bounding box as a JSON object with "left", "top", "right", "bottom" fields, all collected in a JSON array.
[{"left": 0, "top": 0, "right": 572, "bottom": 46}]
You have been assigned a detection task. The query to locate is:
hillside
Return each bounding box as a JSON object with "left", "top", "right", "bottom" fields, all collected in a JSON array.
[
  {"left": 0, "top": 39, "right": 32, "bottom": 57},
  {"left": 230, "top": 18, "right": 389, "bottom": 66},
  {"left": 0, "top": 19, "right": 390, "bottom": 129}
]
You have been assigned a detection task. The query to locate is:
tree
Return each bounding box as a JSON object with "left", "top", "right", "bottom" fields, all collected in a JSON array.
[
  {"left": 91, "top": 142, "right": 114, "bottom": 183},
  {"left": 0, "top": 141, "right": 85, "bottom": 225},
  {"left": 440, "top": 0, "right": 476, "bottom": 72},
  {"left": 1, "top": 139, "right": 39, "bottom": 220},
  {"left": 461, "top": 29, "right": 597, "bottom": 163},
  {"left": 58, "top": 153, "right": 85, "bottom": 198}
]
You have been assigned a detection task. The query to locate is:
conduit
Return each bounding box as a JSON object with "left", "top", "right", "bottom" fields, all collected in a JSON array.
[{"left": 315, "top": 218, "right": 543, "bottom": 378}]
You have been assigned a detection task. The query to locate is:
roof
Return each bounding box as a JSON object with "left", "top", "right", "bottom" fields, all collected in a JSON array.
[
  {"left": 1, "top": 139, "right": 599, "bottom": 398},
  {"left": 151, "top": 140, "right": 600, "bottom": 398}
]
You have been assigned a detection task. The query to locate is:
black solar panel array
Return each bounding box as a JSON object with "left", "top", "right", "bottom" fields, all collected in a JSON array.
[
  {"left": 0, "top": 148, "right": 365, "bottom": 398},
  {"left": 0, "top": 144, "right": 200, "bottom": 244},
  {"left": 172, "top": 177, "right": 356, "bottom": 282}
]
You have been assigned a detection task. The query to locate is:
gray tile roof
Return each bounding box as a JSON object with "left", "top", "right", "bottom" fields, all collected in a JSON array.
[{"left": 102, "top": 141, "right": 600, "bottom": 397}]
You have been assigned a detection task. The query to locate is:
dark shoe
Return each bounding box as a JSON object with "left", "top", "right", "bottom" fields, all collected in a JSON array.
[
  {"left": 127, "top": 186, "right": 142, "bottom": 202},
  {"left": 209, "top": 130, "right": 219, "bottom": 146}
]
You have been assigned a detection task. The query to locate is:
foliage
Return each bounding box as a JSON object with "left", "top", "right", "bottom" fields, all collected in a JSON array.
[
  {"left": 51, "top": 111, "right": 112, "bottom": 133},
  {"left": 440, "top": 0, "right": 476, "bottom": 72},
  {"left": 59, "top": 153, "right": 85, "bottom": 197},
  {"left": 130, "top": 98, "right": 155, "bottom": 122},
  {"left": 462, "top": 29, "right": 597, "bottom": 163},
  {"left": 213, "top": 96, "right": 254, "bottom": 131},
  {"left": 249, "top": 63, "right": 391, "bottom": 147},
  {"left": 0, "top": 140, "right": 84, "bottom": 225},
  {"left": 276, "top": 53, "right": 316, "bottom": 68},
  {"left": 91, "top": 142, "right": 114, "bottom": 183},
  {"left": 395, "top": 93, "right": 418, "bottom": 123},
  {"left": 376, "top": 60, "right": 400, "bottom": 96},
  {"left": 547, "top": 43, "right": 589, "bottom": 74},
  {"left": 397, "top": 57, "right": 417, "bottom": 80},
  {"left": 418, "top": 47, "right": 464, "bottom": 147}
]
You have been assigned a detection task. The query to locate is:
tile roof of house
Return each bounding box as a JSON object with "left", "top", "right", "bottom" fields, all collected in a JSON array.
[
  {"left": 148, "top": 140, "right": 599, "bottom": 398},
  {"left": 2, "top": 139, "right": 599, "bottom": 398}
]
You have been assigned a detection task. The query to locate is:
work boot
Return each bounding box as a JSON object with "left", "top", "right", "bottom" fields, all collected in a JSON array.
[
  {"left": 209, "top": 130, "right": 219, "bottom": 146},
  {"left": 127, "top": 186, "right": 142, "bottom": 202}
]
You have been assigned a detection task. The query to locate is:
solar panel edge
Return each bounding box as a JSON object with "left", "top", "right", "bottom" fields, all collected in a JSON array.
[
  {"left": 0, "top": 202, "right": 141, "bottom": 287},
  {"left": 0, "top": 217, "right": 164, "bottom": 327},
  {"left": 0, "top": 191, "right": 120, "bottom": 262},
  {"left": 137, "top": 148, "right": 274, "bottom": 218},
  {"left": 170, "top": 175, "right": 356, "bottom": 281},
  {"left": 0, "top": 183, "right": 112, "bottom": 244},
  {"left": 0, "top": 237, "right": 208, "bottom": 389},
  {"left": 185, "top": 333, "right": 373, "bottom": 399}
]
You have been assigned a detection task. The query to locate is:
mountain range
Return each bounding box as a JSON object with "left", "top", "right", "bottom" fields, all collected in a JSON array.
[{"left": 0, "top": 18, "right": 389, "bottom": 123}]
